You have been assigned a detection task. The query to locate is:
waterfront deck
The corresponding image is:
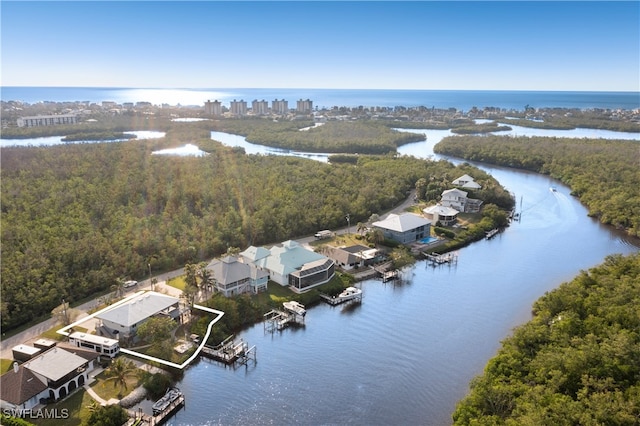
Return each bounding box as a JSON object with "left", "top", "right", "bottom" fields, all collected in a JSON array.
[
  {"left": 319, "top": 289, "right": 363, "bottom": 306},
  {"left": 199, "top": 334, "right": 256, "bottom": 367},
  {"left": 424, "top": 252, "right": 458, "bottom": 266},
  {"left": 263, "top": 308, "right": 304, "bottom": 332},
  {"left": 381, "top": 270, "right": 399, "bottom": 282},
  {"left": 131, "top": 393, "right": 185, "bottom": 426},
  {"left": 485, "top": 228, "right": 500, "bottom": 239}
]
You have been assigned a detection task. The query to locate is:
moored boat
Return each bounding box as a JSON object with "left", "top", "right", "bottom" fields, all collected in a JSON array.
[
  {"left": 283, "top": 301, "right": 306, "bottom": 317},
  {"left": 337, "top": 286, "right": 362, "bottom": 300}
]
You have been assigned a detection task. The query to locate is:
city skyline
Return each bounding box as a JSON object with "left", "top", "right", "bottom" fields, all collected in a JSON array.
[{"left": 1, "top": 1, "right": 639, "bottom": 92}]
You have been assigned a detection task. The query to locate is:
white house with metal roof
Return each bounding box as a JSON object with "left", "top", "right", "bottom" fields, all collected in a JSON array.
[
  {"left": 96, "top": 292, "right": 181, "bottom": 338},
  {"left": 423, "top": 204, "right": 460, "bottom": 226},
  {"left": 372, "top": 213, "right": 431, "bottom": 244},
  {"left": 452, "top": 174, "right": 482, "bottom": 189}
]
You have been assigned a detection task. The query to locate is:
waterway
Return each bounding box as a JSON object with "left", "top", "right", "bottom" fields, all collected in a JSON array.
[
  {"left": 158, "top": 129, "right": 638, "bottom": 425},
  {"left": 3, "top": 127, "right": 637, "bottom": 424}
]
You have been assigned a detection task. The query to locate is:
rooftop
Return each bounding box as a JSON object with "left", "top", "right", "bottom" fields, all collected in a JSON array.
[
  {"left": 372, "top": 213, "right": 431, "bottom": 233},
  {"left": 96, "top": 291, "right": 180, "bottom": 327}
]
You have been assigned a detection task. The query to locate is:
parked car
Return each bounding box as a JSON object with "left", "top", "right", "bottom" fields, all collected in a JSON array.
[{"left": 123, "top": 280, "right": 138, "bottom": 288}]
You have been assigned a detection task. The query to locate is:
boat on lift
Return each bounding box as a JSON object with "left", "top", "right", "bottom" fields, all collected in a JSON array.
[
  {"left": 283, "top": 301, "right": 306, "bottom": 317},
  {"left": 336, "top": 286, "right": 362, "bottom": 301}
]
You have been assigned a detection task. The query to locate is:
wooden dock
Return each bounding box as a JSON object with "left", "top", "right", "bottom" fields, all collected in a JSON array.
[
  {"left": 485, "top": 228, "right": 500, "bottom": 239},
  {"left": 133, "top": 393, "right": 185, "bottom": 425},
  {"left": 263, "top": 309, "right": 304, "bottom": 333},
  {"left": 319, "top": 290, "right": 362, "bottom": 306},
  {"left": 382, "top": 270, "right": 398, "bottom": 282},
  {"left": 200, "top": 335, "right": 256, "bottom": 366},
  {"left": 424, "top": 252, "right": 458, "bottom": 266}
]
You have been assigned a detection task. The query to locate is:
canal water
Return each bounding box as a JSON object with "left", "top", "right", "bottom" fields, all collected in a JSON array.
[
  {"left": 3, "top": 127, "right": 637, "bottom": 424},
  {"left": 159, "top": 129, "right": 638, "bottom": 425}
]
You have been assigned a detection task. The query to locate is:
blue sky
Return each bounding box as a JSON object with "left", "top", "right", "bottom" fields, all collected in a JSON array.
[{"left": 1, "top": 1, "right": 639, "bottom": 91}]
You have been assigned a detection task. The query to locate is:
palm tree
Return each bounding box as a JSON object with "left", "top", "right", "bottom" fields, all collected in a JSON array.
[
  {"left": 104, "top": 358, "right": 137, "bottom": 391},
  {"left": 367, "top": 228, "right": 385, "bottom": 247},
  {"left": 110, "top": 279, "right": 125, "bottom": 299},
  {"left": 198, "top": 263, "right": 214, "bottom": 299},
  {"left": 85, "top": 400, "right": 101, "bottom": 414},
  {"left": 356, "top": 222, "right": 367, "bottom": 235}
]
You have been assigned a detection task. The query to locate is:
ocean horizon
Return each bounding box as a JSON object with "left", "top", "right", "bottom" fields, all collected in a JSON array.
[{"left": 1, "top": 87, "right": 639, "bottom": 111}]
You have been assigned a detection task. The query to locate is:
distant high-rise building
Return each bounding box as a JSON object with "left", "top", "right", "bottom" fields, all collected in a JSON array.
[
  {"left": 272, "top": 99, "right": 288, "bottom": 115},
  {"left": 230, "top": 99, "right": 247, "bottom": 116},
  {"left": 204, "top": 99, "right": 222, "bottom": 116},
  {"left": 296, "top": 99, "right": 313, "bottom": 114},
  {"left": 252, "top": 99, "right": 269, "bottom": 115},
  {"left": 17, "top": 114, "right": 77, "bottom": 128}
]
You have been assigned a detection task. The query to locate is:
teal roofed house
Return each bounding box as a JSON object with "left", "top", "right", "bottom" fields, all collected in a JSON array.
[{"left": 251, "top": 240, "right": 335, "bottom": 293}]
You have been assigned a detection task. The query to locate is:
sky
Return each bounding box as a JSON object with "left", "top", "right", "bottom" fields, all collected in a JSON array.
[{"left": 1, "top": 1, "right": 639, "bottom": 91}]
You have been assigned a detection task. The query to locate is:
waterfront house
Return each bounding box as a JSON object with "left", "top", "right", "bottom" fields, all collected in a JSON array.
[
  {"left": 371, "top": 213, "right": 431, "bottom": 244},
  {"left": 250, "top": 240, "right": 335, "bottom": 292},
  {"left": 96, "top": 292, "right": 181, "bottom": 339},
  {"left": 441, "top": 188, "right": 483, "bottom": 213},
  {"left": 325, "top": 245, "right": 379, "bottom": 270},
  {"left": 0, "top": 346, "right": 99, "bottom": 410},
  {"left": 423, "top": 204, "right": 460, "bottom": 226},
  {"left": 205, "top": 255, "right": 269, "bottom": 297},
  {"left": 441, "top": 188, "right": 468, "bottom": 211},
  {"left": 452, "top": 174, "right": 482, "bottom": 189}
]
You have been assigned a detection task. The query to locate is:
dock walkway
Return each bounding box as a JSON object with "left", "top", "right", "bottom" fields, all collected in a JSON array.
[
  {"left": 424, "top": 252, "right": 458, "bottom": 266},
  {"left": 200, "top": 335, "right": 256, "bottom": 366},
  {"left": 319, "top": 291, "right": 362, "bottom": 306},
  {"left": 263, "top": 309, "right": 304, "bottom": 332}
]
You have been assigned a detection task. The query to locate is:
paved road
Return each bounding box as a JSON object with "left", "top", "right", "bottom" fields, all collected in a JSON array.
[{"left": 0, "top": 190, "right": 416, "bottom": 359}]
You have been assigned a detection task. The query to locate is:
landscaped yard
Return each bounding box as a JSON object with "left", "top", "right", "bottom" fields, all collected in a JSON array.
[
  {"left": 167, "top": 276, "right": 186, "bottom": 291},
  {"left": 29, "top": 388, "right": 91, "bottom": 426},
  {"left": 90, "top": 368, "right": 142, "bottom": 401},
  {"left": 38, "top": 325, "right": 88, "bottom": 341}
]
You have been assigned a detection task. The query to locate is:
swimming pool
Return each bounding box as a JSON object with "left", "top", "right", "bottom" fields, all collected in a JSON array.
[{"left": 419, "top": 236, "right": 438, "bottom": 244}]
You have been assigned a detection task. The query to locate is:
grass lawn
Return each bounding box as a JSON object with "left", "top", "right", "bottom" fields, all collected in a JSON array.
[
  {"left": 39, "top": 325, "right": 88, "bottom": 341},
  {"left": 29, "top": 388, "right": 92, "bottom": 426},
  {"left": 1, "top": 358, "right": 14, "bottom": 373},
  {"left": 308, "top": 233, "right": 372, "bottom": 250},
  {"left": 91, "top": 369, "right": 142, "bottom": 401},
  {"left": 167, "top": 276, "right": 186, "bottom": 291}
]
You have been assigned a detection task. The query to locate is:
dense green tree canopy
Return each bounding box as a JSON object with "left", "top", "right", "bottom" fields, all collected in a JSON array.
[
  {"left": 453, "top": 252, "right": 640, "bottom": 425},
  {"left": 434, "top": 135, "right": 640, "bottom": 236},
  {"left": 1, "top": 122, "right": 500, "bottom": 332},
  {"left": 211, "top": 118, "right": 426, "bottom": 154}
]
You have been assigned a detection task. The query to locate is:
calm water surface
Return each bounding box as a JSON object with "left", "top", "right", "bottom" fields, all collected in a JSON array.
[
  {"left": 157, "top": 129, "right": 638, "bottom": 426},
  {"left": 3, "top": 127, "right": 638, "bottom": 424}
]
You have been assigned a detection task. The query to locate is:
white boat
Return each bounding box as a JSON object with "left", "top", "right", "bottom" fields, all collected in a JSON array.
[
  {"left": 283, "top": 301, "right": 306, "bottom": 317},
  {"left": 485, "top": 228, "right": 499, "bottom": 239},
  {"left": 337, "top": 286, "right": 362, "bottom": 300},
  {"left": 550, "top": 186, "right": 557, "bottom": 192}
]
